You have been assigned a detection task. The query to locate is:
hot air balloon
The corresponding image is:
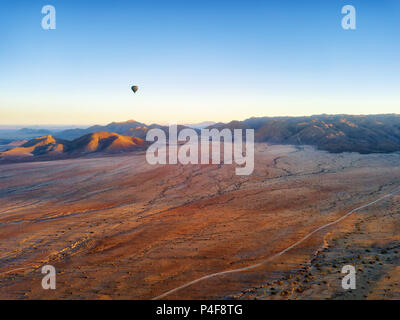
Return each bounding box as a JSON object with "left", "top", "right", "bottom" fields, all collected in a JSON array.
[{"left": 131, "top": 85, "right": 139, "bottom": 93}]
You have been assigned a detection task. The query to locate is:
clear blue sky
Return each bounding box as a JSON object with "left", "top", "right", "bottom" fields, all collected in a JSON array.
[{"left": 0, "top": 0, "right": 399, "bottom": 125}]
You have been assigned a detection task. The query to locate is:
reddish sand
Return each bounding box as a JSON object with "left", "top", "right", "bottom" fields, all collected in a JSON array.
[{"left": 0, "top": 144, "right": 399, "bottom": 299}]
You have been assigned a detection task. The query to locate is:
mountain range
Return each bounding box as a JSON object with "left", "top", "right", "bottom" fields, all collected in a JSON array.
[
  {"left": 1, "top": 114, "right": 400, "bottom": 162},
  {"left": 210, "top": 114, "right": 400, "bottom": 154},
  {"left": 54, "top": 120, "right": 200, "bottom": 140}
]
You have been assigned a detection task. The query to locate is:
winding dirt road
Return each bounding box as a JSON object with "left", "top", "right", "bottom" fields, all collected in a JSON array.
[{"left": 153, "top": 188, "right": 400, "bottom": 299}]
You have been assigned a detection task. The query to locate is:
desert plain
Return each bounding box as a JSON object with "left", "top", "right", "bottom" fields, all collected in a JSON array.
[{"left": 0, "top": 143, "right": 400, "bottom": 299}]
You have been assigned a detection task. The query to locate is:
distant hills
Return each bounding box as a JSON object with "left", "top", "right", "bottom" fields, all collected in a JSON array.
[
  {"left": 56, "top": 120, "right": 149, "bottom": 140},
  {"left": 17, "top": 128, "right": 53, "bottom": 136},
  {"left": 55, "top": 120, "right": 193, "bottom": 140},
  {"left": 0, "top": 128, "right": 54, "bottom": 141},
  {"left": 210, "top": 114, "right": 400, "bottom": 154},
  {"left": 1, "top": 115, "right": 400, "bottom": 162},
  {"left": 184, "top": 121, "right": 216, "bottom": 129}
]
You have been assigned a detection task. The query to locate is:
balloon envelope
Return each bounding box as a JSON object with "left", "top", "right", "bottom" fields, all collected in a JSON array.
[{"left": 131, "top": 86, "right": 139, "bottom": 93}]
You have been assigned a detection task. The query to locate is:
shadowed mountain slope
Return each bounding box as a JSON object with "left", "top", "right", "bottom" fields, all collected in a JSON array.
[{"left": 209, "top": 114, "right": 400, "bottom": 153}]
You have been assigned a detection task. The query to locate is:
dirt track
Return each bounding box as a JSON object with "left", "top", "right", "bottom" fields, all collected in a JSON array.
[{"left": 1, "top": 144, "right": 400, "bottom": 299}]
